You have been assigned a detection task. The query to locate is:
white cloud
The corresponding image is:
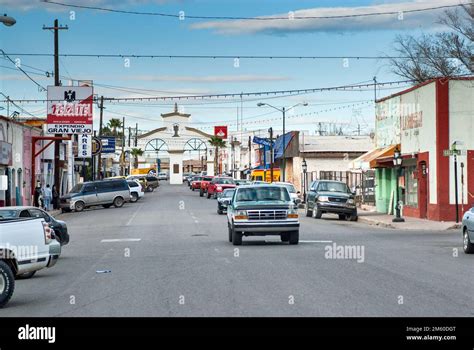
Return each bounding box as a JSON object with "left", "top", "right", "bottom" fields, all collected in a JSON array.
[
  {"left": 191, "top": 0, "right": 460, "bottom": 35},
  {"left": 121, "top": 74, "right": 292, "bottom": 83}
]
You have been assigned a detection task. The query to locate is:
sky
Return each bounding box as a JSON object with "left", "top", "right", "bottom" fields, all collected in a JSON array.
[{"left": 0, "top": 0, "right": 463, "bottom": 138}]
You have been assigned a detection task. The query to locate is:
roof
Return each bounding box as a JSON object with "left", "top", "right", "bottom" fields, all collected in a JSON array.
[{"left": 300, "top": 135, "right": 373, "bottom": 153}]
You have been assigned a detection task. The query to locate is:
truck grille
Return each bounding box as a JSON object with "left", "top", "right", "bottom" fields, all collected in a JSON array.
[
  {"left": 328, "top": 197, "right": 347, "bottom": 203},
  {"left": 247, "top": 210, "right": 287, "bottom": 221}
]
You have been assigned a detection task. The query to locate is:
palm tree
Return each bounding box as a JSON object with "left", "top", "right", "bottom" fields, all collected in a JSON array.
[
  {"left": 208, "top": 136, "right": 226, "bottom": 175},
  {"left": 108, "top": 118, "right": 122, "bottom": 136},
  {"left": 130, "top": 148, "right": 144, "bottom": 169}
]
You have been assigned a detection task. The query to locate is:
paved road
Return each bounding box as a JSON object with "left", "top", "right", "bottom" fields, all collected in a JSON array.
[{"left": 2, "top": 183, "right": 473, "bottom": 316}]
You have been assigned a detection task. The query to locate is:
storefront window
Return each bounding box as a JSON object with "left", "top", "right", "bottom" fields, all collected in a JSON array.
[{"left": 404, "top": 166, "right": 418, "bottom": 207}]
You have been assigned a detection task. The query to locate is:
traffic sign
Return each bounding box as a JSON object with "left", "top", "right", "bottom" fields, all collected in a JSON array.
[
  {"left": 443, "top": 149, "right": 465, "bottom": 156},
  {"left": 92, "top": 137, "right": 102, "bottom": 156}
]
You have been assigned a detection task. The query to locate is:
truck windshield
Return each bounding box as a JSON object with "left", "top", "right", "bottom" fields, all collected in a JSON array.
[
  {"left": 317, "top": 182, "right": 349, "bottom": 193},
  {"left": 218, "top": 178, "right": 235, "bottom": 184},
  {"left": 236, "top": 187, "right": 290, "bottom": 202}
]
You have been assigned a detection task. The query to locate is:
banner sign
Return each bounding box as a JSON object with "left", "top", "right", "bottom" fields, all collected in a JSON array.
[
  {"left": 100, "top": 137, "right": 116, "bottom": 153},
  {"left": 0, "top": 141, "right": 12, "bottom": 166},
  {"left": 214, "top": 126, "right": 228, "bottom": 139},
  {"left": 47, "top": 86, "right": 93, "bottom": 134},
  {"left": 253, "top": 136, "right": 273, "bottom": 147},
  {"left": 79, "top": 134, "right": 92, "bottom": 158}
]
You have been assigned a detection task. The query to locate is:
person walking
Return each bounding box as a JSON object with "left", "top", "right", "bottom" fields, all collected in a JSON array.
[
  {"left": 43, "top": 184, "right": 52, "bottom": 211},
  {"left": 33, "top": 181, "right": 42, "bottom": 208},
  {"left": 52, "top": 185, "right": 59, "bottom": 210}
]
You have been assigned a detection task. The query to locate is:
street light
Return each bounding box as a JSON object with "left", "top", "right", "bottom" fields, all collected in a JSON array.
[
  {"left": 0, "top": 14, "right": 16, "bottom": 26},
  {"left": 257, "top": 102, "right": 308, "bottom": 181},
  {"left": 392, "top": 146, "right": 405, "bottom": 223},
  {"left": 302, "top": 159, "right": 308, "bottom": 203}
]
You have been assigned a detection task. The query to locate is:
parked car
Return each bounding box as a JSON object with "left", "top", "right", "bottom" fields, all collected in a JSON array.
[
  {"left": 145, "top": 175, "right": 160, "bottom": 191},
  {"left": 126, "top": 175, "right": 149, "bottom": 192},
  {"left": 305, "top": 180, "right": 357, "bottom": 221},
  {"left": 226, "top": 184, "right": 300, "bottom": 245},
  {"left": 217, "top": 188, "right": 235, "bottom": 215},
  {"left": 199, "top": 176, "right": 214, "bottom": 197},
  {"left": 274, "top": 182, "right": 301, "bottom": 205},
  {"left": 190, "top": 176, "right": 203, "bottom": 191},
  {"left": 127, "top": 180, "right": 144, "bottom": 202},
  {"left": 235, "top": 180, "right": 251, "bottom": 186},
  {"left": 158, "top": 172, "right": 168, "bottom": 181},
  {"left": 183, "top": 173, "right": 195, "bottom": 185},
  {"left": 0, "top": 217, "right": 61, "bottom": 307},
  {"left": 60, "top": 178, "right": 130, "bottom": 212},
  {"left": 462, "top": 207, "right": 474, "bottom": 254},
  {"left": 207, "top": 177, "right": 236, "bottom": 199},
  {"left": 0, "top": 207, "right": 69, "bottom": 246}
]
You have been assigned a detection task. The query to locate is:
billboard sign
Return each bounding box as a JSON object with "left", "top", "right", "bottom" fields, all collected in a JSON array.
[
  {"left": 79, "top": 134, "right": 92, "bottom": 158},
  {"left": 100, "top": 137, "right": 116, "bottom": 153},
  {"left": 214, "top": 126, "right": 228, "bottom": 139},
  {"left": 253, "top": 136, "right": 273, "bottom": 147},
  {"left": 47, "top": 86, "right": 93, "bottom": 134}
]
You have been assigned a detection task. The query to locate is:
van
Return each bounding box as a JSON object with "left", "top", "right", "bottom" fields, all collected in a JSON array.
[{"left": 60, "top": 179, "right": 130, "bottom": 212}]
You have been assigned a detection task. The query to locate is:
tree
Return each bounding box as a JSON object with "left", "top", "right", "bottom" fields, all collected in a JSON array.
[
  {"left": 130, "top": 148, "right": 144, "bottom": 169},
  {"left": 208, "top": 136, "right": 226, "bottom": 175},
  {"left": 388, "top": 5, "right": 473, "bottom": 83},
  {"left": 108, "top": 118, "right": 122, "bottom": 136}
]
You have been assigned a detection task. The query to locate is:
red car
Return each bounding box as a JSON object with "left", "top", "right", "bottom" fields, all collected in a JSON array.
[
  {"left": 207, "top": 177, "right": 236, "bottom": 199},
  {"left": 199, "top": 176, "right": 215, "bottom": 197},
  {"left": 190, "top": 176, "right": 203, "bottom": 191}
]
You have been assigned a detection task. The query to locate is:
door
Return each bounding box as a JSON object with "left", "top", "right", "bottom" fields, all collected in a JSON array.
[
  {"left": 82, "top": 183, "right": 99, "bottom": 206},
  {"left": 418, "top": 161, "right": 428, "bottom": 219}
]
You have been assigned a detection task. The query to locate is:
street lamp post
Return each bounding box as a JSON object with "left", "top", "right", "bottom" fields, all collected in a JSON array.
[
  {"left": 302, "top": 159, "right": 308, "bottom": 203},
  {"left": 392, "top": 147, "right": 405, "bottom": 223},
  {"left": 257, "top": 102, "right": 308, "bottom": 182}
]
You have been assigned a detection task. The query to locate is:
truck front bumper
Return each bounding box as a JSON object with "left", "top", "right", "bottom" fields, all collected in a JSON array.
[{"left": 234, "top": 221, "right": 300, "bottom": 233}]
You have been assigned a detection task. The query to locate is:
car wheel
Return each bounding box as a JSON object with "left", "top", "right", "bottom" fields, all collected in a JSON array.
[
  {"left": 305, "top": 205, "right": 313, "bottom": 217},
  {"left": 102, "top": 204, "right": 111, "bottom": 208},
  {"left": 200, "top": 190, "right": 204, "bottom": 197},
  {"left": 130, "top": 193, "right": 139, "bottom": 203},
  {"left": 232, "top": 228, "right": 242, "bottom": 246},
  {"left": 0, "top": 260, "right": 15, "bottom": 308},
  {"left": 217, "top": 207, "right": 223, "bottom": 215},
  {"left": 338, "top": 214, "right": 346, "bottom": 220},
  {"left": 207, "top": 192, "right": 211, "bottom": 199},
  {"left": 75, "top": 201, "right": 85, "bottom": 212},
  {"left": 147, "top": 186, "right": 154, "bottom": 192},
  {"left": 113, "top": 197, "right": 124, "bottom": 208},
  {"left": 348, "top": 213, "right": 358, "bottom": 221},
  {"left": 289, "top": 231, "right": 299, "bottom": 245},
  {"left": 463, "top": 228, "right": 474, "bottom": 254},
  {"left": 16, "top": 271, "right": 36, "bottom": 280},
  {"left": 281, "top": 233, "right": 290, "bottom": 242},
  {"left": 313, "top": 207, "right": 322, "bottom": 219}
]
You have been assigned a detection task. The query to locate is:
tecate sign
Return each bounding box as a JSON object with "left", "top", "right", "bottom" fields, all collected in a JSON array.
[
  {"left": 214, "top": 126, "right": 228, "bottom": 139},
  {"left": 47, "top": 86, "right": 93, "bottom": 134}
]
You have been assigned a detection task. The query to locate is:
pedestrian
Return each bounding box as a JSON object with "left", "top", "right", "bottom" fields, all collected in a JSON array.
[
  {"left": 33, "top": 182, "right": 42, "bottom": 208},
  {"left": 52, "top": 185, "right": 59, "bottom": 210},
  {"left": 43, "top": 184, "right": 52, "bottom": 211}
]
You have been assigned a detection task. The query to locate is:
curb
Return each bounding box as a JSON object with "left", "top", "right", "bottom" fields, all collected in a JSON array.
[{"left": 358, "top": 216, "right": 395, "bottom": 229}]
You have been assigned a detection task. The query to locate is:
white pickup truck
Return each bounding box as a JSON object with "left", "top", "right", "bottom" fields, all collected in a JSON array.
[{"left": 0, "top": 217, "right": 61, "bottom": 308}]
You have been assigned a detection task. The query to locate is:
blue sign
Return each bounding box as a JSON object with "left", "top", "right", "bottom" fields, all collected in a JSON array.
[
  {"left": 100, "top": 137, "right": 116, "bottom": 153},
  {"left": 253, "top": 136, "right": 274, "bottom": 147}
]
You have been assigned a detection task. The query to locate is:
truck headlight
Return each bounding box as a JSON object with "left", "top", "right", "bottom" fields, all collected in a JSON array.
[
  {"left": 318, "top": 196, "right": 329, "bottom": 202},
  {"left": 287, "top": 209, "right": 299, "bottom": 218},
  {"left": 217, "top": 186, "right": 223, "bottom": 191},
  {"left": 234, "top": 210, "right": 248, "bottom": 220},
  {"left": 347, "top": 198, "right": 355, "bottom": 204}
]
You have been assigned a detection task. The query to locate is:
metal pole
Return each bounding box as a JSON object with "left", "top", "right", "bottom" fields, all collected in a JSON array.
[
  {"left": 282, "top": 107, "right": 286, "bottom": 182},
  {"left": 97, "top": 96, "right": 104, "bottom": 179},
  {"left": 454, "top": 154, "right": 459, "bottom": 223},
  {"left": 269, "top": 127, "right": 273, "bottom": 183}
]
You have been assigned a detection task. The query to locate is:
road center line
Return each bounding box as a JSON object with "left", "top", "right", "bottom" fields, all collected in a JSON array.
[
  {"left": 126, "top": 202, "right": 144, "bottom": 226},
  {"left": 101, "top": 239, "right": 142, "bottom": 243}
]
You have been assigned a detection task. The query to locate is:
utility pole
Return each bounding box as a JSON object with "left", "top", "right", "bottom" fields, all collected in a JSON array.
[
  {"left": 269, "top": 127, "right": 274, "bottom": 183},
  {"left": 135, "top": 123, "right": 138, "bottom": 147},
  {"left": 248, "top": 135, "right": 251, "bottom": 177},
  {"left": 97, "top": 96, "right": 104, "bottom": 180},
  {"left": 128, "top": 126, "right": 131, "bottom": 147},
  {"left": 43, "top": 19, "right": 68, "bottom": 193},
  {"left": 454, "top": 152, "right": 459, "bottom": 223},
  {"left": 121, "top": 117, "right": 125, "bottom": 175}
]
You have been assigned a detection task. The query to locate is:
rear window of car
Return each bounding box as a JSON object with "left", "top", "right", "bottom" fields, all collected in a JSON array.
[
  {"left": 193, "top": 176, "right": 202, "bottom": 181},
  {"left": 236, "top": 187, "right": 290, "bottom": 202},
  {"left": 128, "top": 181, "right": 139, "bottom": 187},
  {"left": 217, "top": 178, "right": 235, "bottom": 184},
  {"left": 203, "top": 177, "right": 213, "bottom": 181}
]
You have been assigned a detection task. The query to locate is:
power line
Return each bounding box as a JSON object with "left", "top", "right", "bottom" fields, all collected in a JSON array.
[
  {"left": 0, "top": 50, "right": 47, "bottom": 91},
  {"left": 41, "top": 1, "right": 467, "bottom": 21}
]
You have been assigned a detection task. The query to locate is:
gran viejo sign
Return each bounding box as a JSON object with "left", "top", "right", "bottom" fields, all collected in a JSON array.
[{"left": 46, "top": 86, "right": 94, "bottom": 134}]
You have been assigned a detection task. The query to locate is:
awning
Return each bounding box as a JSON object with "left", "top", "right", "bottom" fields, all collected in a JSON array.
[{"left": 350, "top": 144, "right": 398, "bottom": 170}]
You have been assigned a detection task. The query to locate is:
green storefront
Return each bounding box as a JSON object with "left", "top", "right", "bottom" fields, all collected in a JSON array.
[{"left": 374, "top": 167, "right": 398, "bottom": 214}]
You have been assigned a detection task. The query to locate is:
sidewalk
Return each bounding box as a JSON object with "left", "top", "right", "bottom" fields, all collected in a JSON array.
[{"left": 357, "top": 208, "right": 461, "bottom": 231}]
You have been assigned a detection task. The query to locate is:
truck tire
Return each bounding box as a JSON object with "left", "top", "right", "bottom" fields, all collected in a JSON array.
[
  {"left": 348, "top": 212, "right": 358, "bottom": 221},
  {"left": 207, "top": 191, "right": 211, "bottom": 199},
  {"left": 0, "top": 260, "right": 15, "bottom": 308},
  {"left": 75, "top": 201, "right": 85, "bottom": 212},
  {"left": 147, "top": 186, "right": 154, "bottom": 192},
  {"left": 305, "top": 205, "right": 313, "bottom": 217},
  {"left": 200, "top": 190, "right": 204, "bottom": 197},
  {"left": 228, "top": 225, "right": 233, "bottom": 242},
  {"left": 289, "top": 231, "right": 299, "bottom": 245},
  {"left": 281, "top": 233, "right": 290, "bottom": 242},
  {"left": 16, "top": 271, "right": 36, "bottom": 280},
  {"left": 113, "top": 197, "right": 124, "bottom": 208},
  {"left": 463, "top": 228, "right": 474, "bottom": 254},
  {"left": 232, "top": 229, "right": 242, "bottom": 246},
  {"left": 313, "top": 208, "right": 322, "bottom": 219}
]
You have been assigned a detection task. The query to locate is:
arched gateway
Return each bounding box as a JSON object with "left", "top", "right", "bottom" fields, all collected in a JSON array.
[{"left": 137, "top": 104, "right": 214, "bottom": 184}]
